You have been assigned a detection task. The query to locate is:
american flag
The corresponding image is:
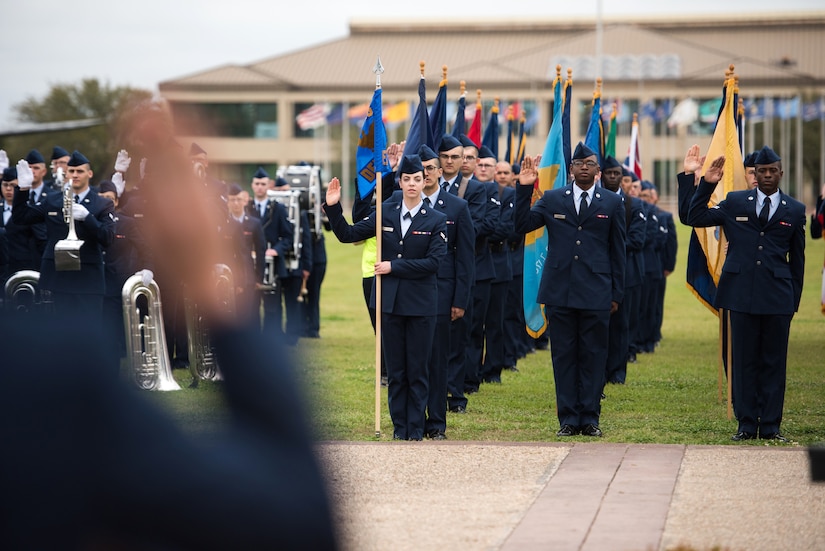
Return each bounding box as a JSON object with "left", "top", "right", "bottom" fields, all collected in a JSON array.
[
  {"left": 622, "top": 114, "right": 642, "bottom": 179},
  {"left": 296, "top": 103, "right": 330, "bottom": 130}
]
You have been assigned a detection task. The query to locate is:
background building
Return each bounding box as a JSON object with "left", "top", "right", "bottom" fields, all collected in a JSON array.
[{"left": 159, "top": 12, "right": 825, "bottom": 205}]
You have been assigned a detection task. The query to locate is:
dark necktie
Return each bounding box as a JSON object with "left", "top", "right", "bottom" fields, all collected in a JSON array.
[
  {"left": 403, "top": 212, "right": 411, "bottom": 220},
  {"left": 29, "top": 190, "right": 36, "bottom": 205},
  {"left": 74, "top": 195, "right": 80, "bottom": 204},
  {"left": 424, "top": 197, "right": 432, "bottom": 208},
  {"left": 579, "top": 191, "right": 589, "bottom": 217},
  {"left": 759, "top": 196, "right": 771, "bottom": 226}
]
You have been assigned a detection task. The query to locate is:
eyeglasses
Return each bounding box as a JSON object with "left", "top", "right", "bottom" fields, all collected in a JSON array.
[
  {"left": 423, "top": 165, "right": 440, "bottom": 173},
  {"left": 463, "top": 155, "right": 477, "bottom": 161},
  {"left": 439, "top": 154, "right": 462, "bottom": 161},
  {"left": 476, "top": 163, "right": 496, "bottom": 169},
  {"left": 572, "top": 160, "right": 599, "bottom": 168}
]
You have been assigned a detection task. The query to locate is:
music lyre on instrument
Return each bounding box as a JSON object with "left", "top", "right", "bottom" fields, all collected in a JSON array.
[{"left": 54, "top": 178, "right": 84, "bottom": 271}]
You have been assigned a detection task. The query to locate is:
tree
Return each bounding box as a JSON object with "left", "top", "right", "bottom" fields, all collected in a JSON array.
[{"left": 0, "top": 79, "right": 153, "bottom": 183}]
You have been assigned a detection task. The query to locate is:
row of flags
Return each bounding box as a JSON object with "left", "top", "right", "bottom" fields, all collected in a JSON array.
[
  {"left": 296, "top": 99, "right": 542, "bottom": 132},
  {"left": 299, "top": 95, "right": 825, "bottom": 132}
]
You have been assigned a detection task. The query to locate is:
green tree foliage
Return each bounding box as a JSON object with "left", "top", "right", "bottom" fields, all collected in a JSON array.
[{"left": 1, "top": 79, "right": 152, "bottom": 183}]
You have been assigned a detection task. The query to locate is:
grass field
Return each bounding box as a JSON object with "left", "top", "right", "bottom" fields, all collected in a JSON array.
[{"left": 151, "top": 214, "right": 825, "bottom": 446}]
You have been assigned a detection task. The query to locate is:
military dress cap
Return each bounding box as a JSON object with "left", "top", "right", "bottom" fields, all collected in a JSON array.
[
  {"left": 189, "top": 142, "right": 207, "bottom": 156},
  {"left": 51, "top": 146, "right": 70, "bottom": 160},
  {"left": 478, "top": 145, "right": 495, "bottom": 160},
  {"left": 601, "top": 155, "right": 622, "bottom": 171},
  {"left": 98, "top": 180, "right": 117, "bottom": 195},
  {"left": 754, "top": 145, "right": 781, "bottom": 165},
  {"left": 438, "top": 135, "right": 462, "bottom": 152},
  {"left": 572, "top": 142, "right": 597, "bottom": 160},
  {"left": 398, "top": 154, "right": 424, "bottom": 175},
  {"left": 457, "top": 134, "right": 476, "bottom": 149},
  {"left": 512, "top": 163, "right": 521, "bottom": 175},
  {"left": 253, "top": 167, "right": 269, "bottom": 179},
  {"left": 25, "top": 149, "right": 45, "bottom": 165},
  {"left": 274, "top": 177, "right": 288, "bottom": 188},
  {"left": 418, "top": 144, "right": 438, "bottom": 162},
  {"left": 227, "top": 182, "right": 243, "bottom": 196},
  {"left": 743, "top": 151, "right": 758, "bottom": 167},
  {"left": 68, "top": 151, "right": 90, "bottom": 167},
  {"left": 2, "top": 167, "right": 17, "bottom": 182},
  {"left": 641, "top": 180, "right": 656, "bottom": 191}
]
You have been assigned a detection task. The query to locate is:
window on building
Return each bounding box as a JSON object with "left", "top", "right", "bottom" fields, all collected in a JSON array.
[{"left": 169, "top": 102, "right": 278, "bottom": 138}]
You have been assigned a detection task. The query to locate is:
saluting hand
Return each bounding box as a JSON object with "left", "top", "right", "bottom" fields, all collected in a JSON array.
[
  {"left": 518, "top": 155, "right": 540, "bottom": 186},
  {"left": 325, "top": 177, "right": 341, "bottom": 206},
  {"left": 703, "top": 155, "right": 726, "bottom": 184},
  {"left": 0, "top": 149, "right": 8, "bottom": 172},
  {"left": 112, "top": 173, "right": 126, "bottom": 197}
]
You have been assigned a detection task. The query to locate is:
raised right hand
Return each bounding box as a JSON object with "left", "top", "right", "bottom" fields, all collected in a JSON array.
[
  {"left": 325, "top": 177, "right": 341, "bottom": 206},
  {"left": 16, "top": 160, "right": 33, "bottom": 190},
  {"left": 703, "top": 155, "right": 726, "bottom": 184},
  {"left": 683, "top": 144, "right": 702, "bottom": 174}
]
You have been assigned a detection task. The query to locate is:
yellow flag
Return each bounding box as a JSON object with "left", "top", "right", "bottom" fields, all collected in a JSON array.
[{"left": 695, "top": 75, "right": 748, "bottom": 285}]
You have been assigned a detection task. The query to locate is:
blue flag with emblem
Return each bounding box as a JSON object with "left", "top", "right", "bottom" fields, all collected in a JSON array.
[
  {"left": 356, "top": 87, "right": 391, "bottom": 199},
  {"left": 584, "top": 92, "right": 604, "bottom": 165},
  {"left": 523, "top": 70, "right": 567, "bottom": 337},
  {"left": 482, "top": 99, "right": 500, "bottom": 159},
  {"left": 429, "top": 72, "right": 448, "bottom": 152}
]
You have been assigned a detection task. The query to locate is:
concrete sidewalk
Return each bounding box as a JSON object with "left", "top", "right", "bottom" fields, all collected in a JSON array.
[{"left": 317, "top": 442, "right": 825, "bottom": 551}]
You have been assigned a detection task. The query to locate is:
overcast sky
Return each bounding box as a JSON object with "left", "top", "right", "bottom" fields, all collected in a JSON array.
[{"left": 1, "top": 0, "right": 821, "bottom": 125}]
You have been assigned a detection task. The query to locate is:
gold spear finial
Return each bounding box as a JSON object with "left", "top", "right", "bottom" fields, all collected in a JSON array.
[
  {"left": 556, "top": 64, "right": 562, "bottom": 79},
  {"left": 460, "top": 80, "right": 466, "bottom": 95},
  {"left": 440, "top": 65, "right": 448, "bottom": 87},
  {"left": 492, "top": 96, "right": 500, "bottom": 114},
  {"left": 419, "top": 61, "right": 425, "bottom": 77},
  {"left": 476, "top": 89, "right": 482, "bottom": 108}
]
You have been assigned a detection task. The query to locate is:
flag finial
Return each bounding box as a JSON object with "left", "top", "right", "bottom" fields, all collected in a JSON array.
[
  {"left": 555, "top": 64, "right": 562, "bottom": 78},
  {"left": 476, "top": 89, "right": 483, "bottom": 108},
  {"left": 493, "top": 96, "right": 500, "bottom": 114},
  {"left": 460, "top": 80, "right": 466, "bottom": 96},
  {"left": 373, "top": 55, "right": 384, "bottom": 89},
  {"left": 440, "top": 65, "right": 448, "bottom": 87},
  {"left": 419, "top": 61, "right": 426, "bottom": 77}
]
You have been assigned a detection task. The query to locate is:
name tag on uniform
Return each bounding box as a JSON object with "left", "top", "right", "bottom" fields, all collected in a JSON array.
[
  {"left": 48, "top": 211, "right": 59, "bottom": 216},
  {"left": 411, "top": 230, "right": 431, "bottom": 235},
  {"left": 554, "top": 214, "right": 566, "bottom": 219},
  {"left": 736, "top": 216, "right": 748, "bottom": 222},
  {"left": 383, "top": 226, "right": 394, "bottom": 232}
]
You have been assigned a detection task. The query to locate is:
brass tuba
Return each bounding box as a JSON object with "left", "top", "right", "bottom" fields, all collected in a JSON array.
[
  {"left": 122, "top": 271, "right": 181, "bottom": 391},
  {"left": 4, "top": 270, "right": 51, "bottom": 313},
  {"left": 186, "top": 263, "right": 236, "bottom": 385}
]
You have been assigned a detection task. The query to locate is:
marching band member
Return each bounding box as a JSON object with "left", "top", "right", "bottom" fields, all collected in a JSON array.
[{"left": 13, "top": 151, "right": 116, "bottom": 318}]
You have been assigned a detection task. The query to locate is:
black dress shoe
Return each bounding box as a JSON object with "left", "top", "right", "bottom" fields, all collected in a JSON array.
[
  {"left": 505, "top": 365, "right": 519, "bottom": 372},
  {"left": 731, "top": 431, "right": 756, "bottom": 441},
  {"left": 627, "top": 353, "right": 637, "bottom": 364},
  {"left": 427, "top": 431, "right": 447, "bottom": 440},
  {"left": 556, "top": 424, "right": 578, "bottom": 437},
  {"left": 482, "top": 376, "right": 501, "bottom": 384},
  {"left": 581, "top": 424, "right": 603, "bottom": 437},
  {"left": 448, "top": 405, "right": 466, "bottom": 414},
  {"left": 465, "top": 387, "right": 479, "bottom": 395},
  {"left": 760, "top": 432, "right": 789, "bottom": 442}
]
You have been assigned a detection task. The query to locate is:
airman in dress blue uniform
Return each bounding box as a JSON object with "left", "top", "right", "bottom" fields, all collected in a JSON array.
[
  {"left": 324, "top": 155, "right": 447, "bottom": 441},
  {"left": 686, "top": 146, "right": 805, "bottom": 442},
  {"left": 514, "top": 144, "right": 626, "bottom": 437}
]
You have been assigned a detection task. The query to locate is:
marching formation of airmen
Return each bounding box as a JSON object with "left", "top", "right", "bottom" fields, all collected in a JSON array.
[
  {"left": 2, "top": 131, "right": 802, "bottom": 444},
  {"left": 323, "top": 136, "right": 678, "bottom": 440},
  {"left": 0, "top": 142, "right": 327, "bottom": 380}
]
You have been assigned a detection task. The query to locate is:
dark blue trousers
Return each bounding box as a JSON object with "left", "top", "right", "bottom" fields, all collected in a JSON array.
[
  {"left": 546, "top": 306, "right": 610, "bottom": 429},
  {"left": 729, "top": 311, "right": 791, "bottom": 436},
  {"left": 383, "top": 312, "right": 435, "bottom": 440}
]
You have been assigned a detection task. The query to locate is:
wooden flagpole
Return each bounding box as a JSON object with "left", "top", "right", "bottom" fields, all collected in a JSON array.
[{"left": 373, "top": 56, "right": 384, "bottom": 439}]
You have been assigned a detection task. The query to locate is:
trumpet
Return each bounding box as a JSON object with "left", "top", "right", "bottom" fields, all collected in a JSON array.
[
  {"left": 54, "top": 179, "right": 84, "bottom": 271},
  {"left": 122, "top": 272, "right": 181, "bottom": 391}
]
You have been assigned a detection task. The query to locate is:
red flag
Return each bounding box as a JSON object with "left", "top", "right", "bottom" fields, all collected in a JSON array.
[{"left": 467, "top": 97, "right": 482, "bottom": 146}]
